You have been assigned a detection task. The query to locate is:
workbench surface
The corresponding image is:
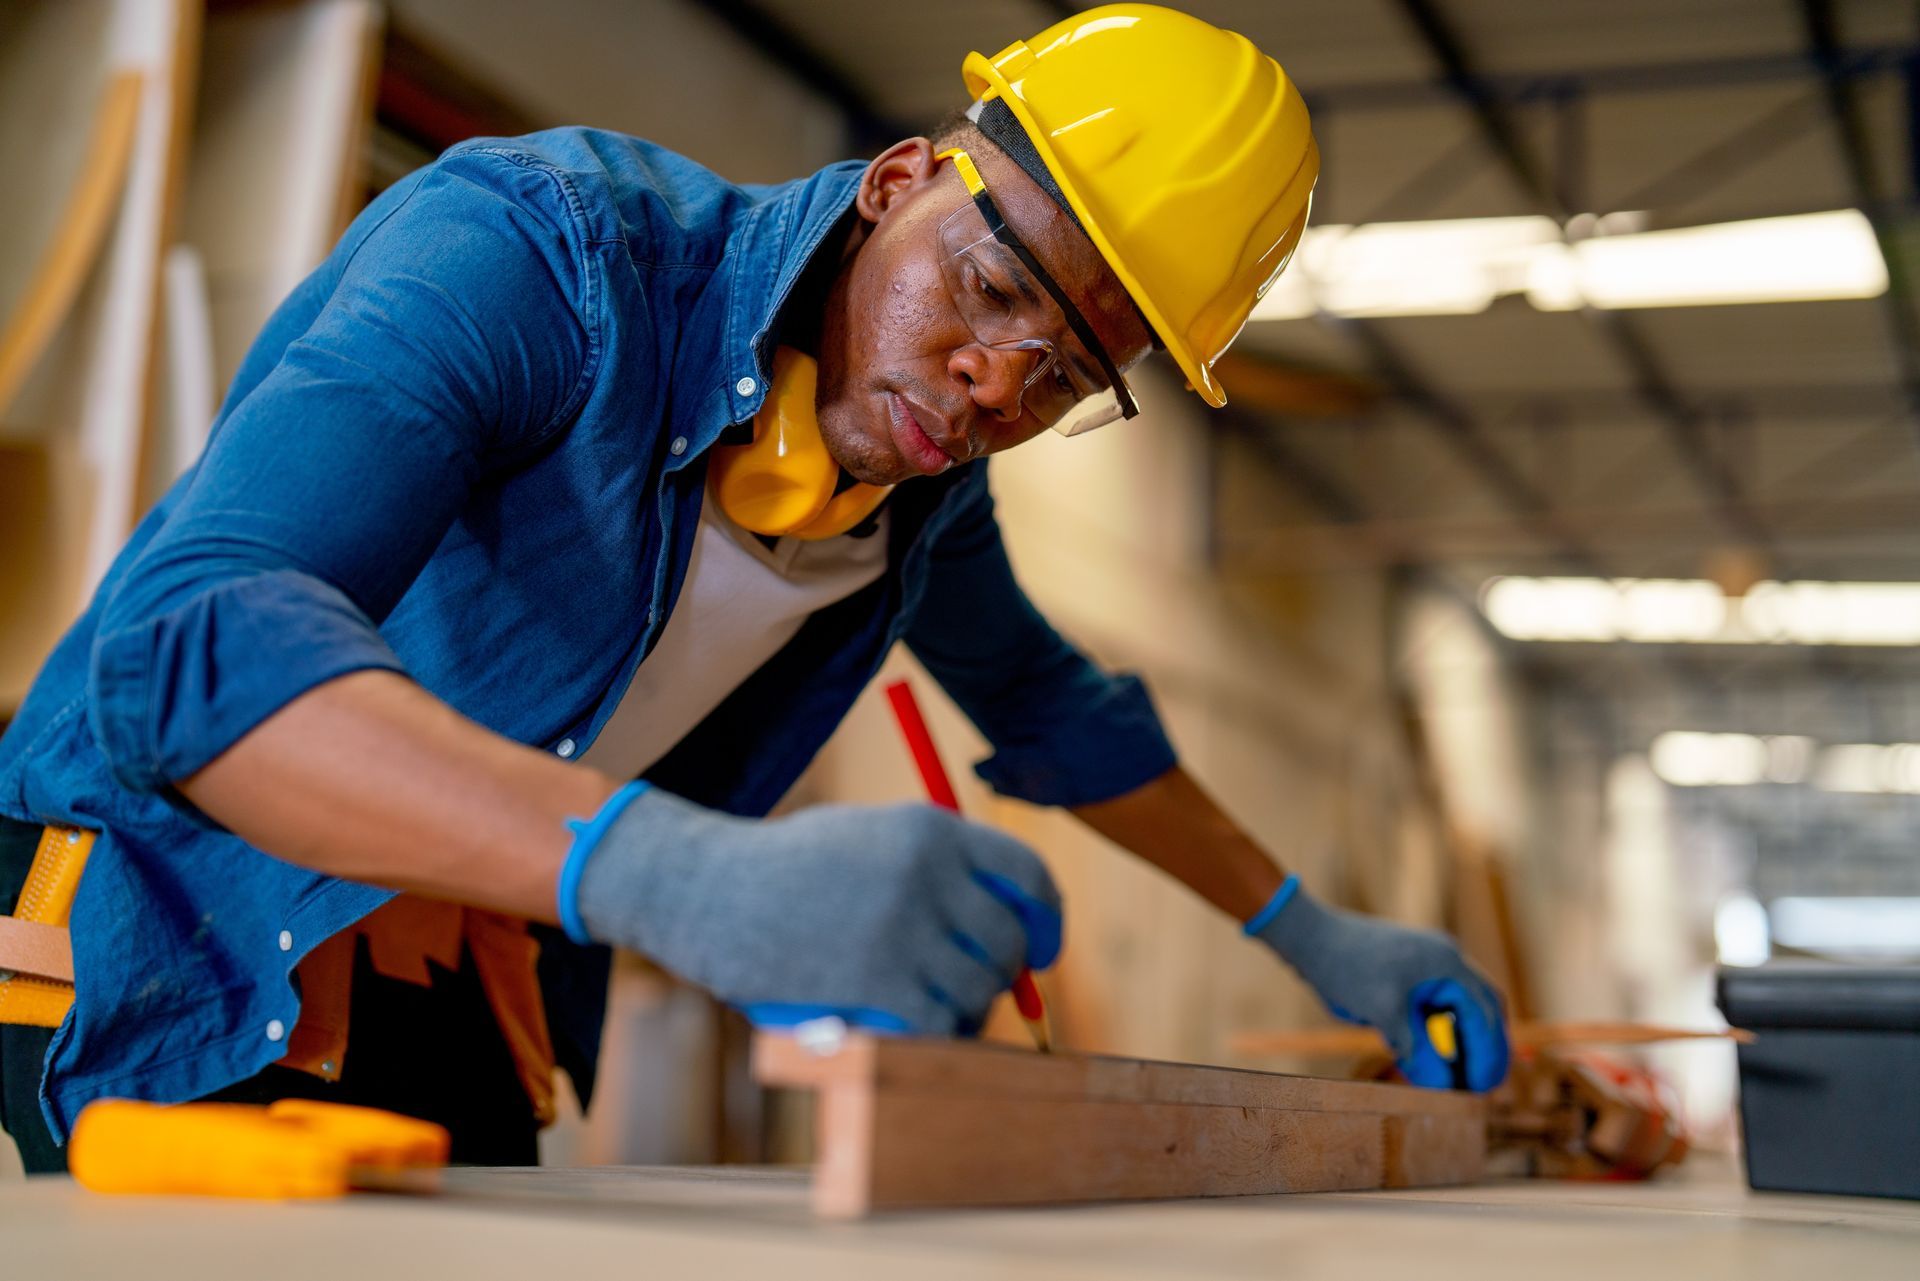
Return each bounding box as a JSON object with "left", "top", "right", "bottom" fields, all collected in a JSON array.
[{"left": 6, "top": 1158, "right": 1916, "bottom": 1279}]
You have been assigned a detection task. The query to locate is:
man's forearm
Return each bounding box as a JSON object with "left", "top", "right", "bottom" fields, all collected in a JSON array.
[
  {"left": 178, "top": 669, "right": 620, "bottom": 922},
  {"left": 1070, "top": 765, "right": 1285, "bottom": 922}
]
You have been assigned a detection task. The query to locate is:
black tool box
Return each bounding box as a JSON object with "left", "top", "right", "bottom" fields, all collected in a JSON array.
[{"left": 1716, "top": 964, "right": 1920, "bottom": 1200}]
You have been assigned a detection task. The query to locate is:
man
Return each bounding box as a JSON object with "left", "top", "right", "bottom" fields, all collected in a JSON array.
[{"left": 0, "top": 5, "right": 1506, "bottom": 1170}]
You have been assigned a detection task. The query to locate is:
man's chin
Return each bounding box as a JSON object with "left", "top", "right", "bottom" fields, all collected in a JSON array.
[
  {"left": 850, "top": 460, "right": 912, "bottom": 488},
  {"left": 820, "top": 410, "right": 909, "bottom": 487}
]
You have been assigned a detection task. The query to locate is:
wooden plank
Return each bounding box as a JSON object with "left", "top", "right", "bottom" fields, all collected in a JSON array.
[
  {"left": 754, "top": 1031, "right": 1486, "bottom": 1219},
  {"left": 854, "top": 1094, "right": 1393, "bottom": 1217},
  {"left": 0, "top": 1, "right": 199, "bottom": 715},
  {"left": 180, "top": 0, "right": 385, "bottom": 399},
  {"left": 0, "top": 71, "right": 143, "bottom": 418},
  {"left": 0, "top": 1, "right": 123, "bottom": 396},
  {"left": 1231, "top": 1021, "right": 1756, "bottom": 1059},
  {"left": 756, "top": 1028, "right": 1484, "bottom": 1117},
  {"left": 0, "top": 441, "right": 94, "bottom": 715}
]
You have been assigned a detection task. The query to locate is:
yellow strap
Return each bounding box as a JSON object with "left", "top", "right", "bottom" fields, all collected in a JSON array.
[
  {"left": 936, "top": 146, "right": 987, "bottom": 197},
  {"left": 0, "top": 824, "right": 91, "bottom": 1027}
]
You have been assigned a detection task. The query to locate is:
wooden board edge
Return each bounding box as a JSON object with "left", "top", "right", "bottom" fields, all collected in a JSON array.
[
  {"left": 753, "top": 1031, "right": 1484, "bottom": 1120},
  {"left": 757, "top": 1031, "right": 1489, "bottom": 1218}
]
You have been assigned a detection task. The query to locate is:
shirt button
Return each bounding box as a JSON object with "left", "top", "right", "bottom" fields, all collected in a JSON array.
[
  {"left": 277, "top": 930, "right": 293, "bottom": 953},
  {"left": 646, "top": 607, "right": 656, "bottom": 626},
  {"left": 735, "top": 376, "right": 757, "bottom": 397},
  {"left": 556, "top": 738, "right": 577, "bottom": 758},
  {"left": 669, "top": 436, "right": 688, "bottom": 456},
  {"left": 265, "top": 1019, "right": 285, "bottom": 1043}
]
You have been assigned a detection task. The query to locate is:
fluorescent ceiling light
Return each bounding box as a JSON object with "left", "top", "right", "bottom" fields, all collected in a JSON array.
[
  {"left": 1770, "top": 896, "right": 1920, "bottom": 956},
  {"left": 1250, "top": 209, "right": 1886, "bottom": 321},
  {"left": 1482, "top": 577, "right": 1920, "bottom": 646},
  {"left": 1651, "top": 731, "right": 1767, "bottom": 786},
  {"left": 1311, "top": 217, "right": 1559, "bottom": 317},
  {"left": 1647, "top": 731, "right": 1920, "bottom": 794},
  {"left": 1814, "top": 742, "right": 1920, "bottom": 794},
  {"left": 1535, "top": 210, "right": 1888, "bottom": 310},
  {"left": 1650, "top": 732, "right": 1813, "bottom": 787}
]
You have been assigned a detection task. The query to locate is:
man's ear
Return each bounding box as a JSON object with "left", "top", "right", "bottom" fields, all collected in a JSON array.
[{"left": 856, "top": 137, "right": 940, "bottom": 225}]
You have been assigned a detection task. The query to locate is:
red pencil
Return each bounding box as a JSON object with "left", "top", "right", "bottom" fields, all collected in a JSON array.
[{"left": 883, "top": 679, "right": 1053, "bottom": 1053}]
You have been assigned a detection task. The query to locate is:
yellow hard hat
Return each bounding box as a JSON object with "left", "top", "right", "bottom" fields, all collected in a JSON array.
[{"left": 962, "top": 3, "right": 1319, "bottom": 409}]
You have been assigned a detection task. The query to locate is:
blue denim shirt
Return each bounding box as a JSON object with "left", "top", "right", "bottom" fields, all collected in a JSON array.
[{"left": 0, "top": 129, "right": 1175, "bottom": 1140}]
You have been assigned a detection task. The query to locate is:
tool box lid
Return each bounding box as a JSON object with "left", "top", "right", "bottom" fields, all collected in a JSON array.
[{"left": 1717, "top": 964, "right": 1920, "bottom": 1032}]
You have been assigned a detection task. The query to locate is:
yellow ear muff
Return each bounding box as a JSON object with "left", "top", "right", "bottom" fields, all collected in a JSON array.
[{"left": 707, "top": 348, "right": 891, "bottom": 540}]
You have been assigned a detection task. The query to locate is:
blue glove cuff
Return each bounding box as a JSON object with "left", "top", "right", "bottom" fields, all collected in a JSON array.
[
  {"left": 558, "top": 780, "right": 653, "bottom": 945},
  {"left": 1243, "top": 873, "right": 1302, "bottom": 937}
]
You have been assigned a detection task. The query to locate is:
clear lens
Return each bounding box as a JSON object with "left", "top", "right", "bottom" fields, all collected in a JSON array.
[
  {"left": 937, "top": 201, "right": 1131, "bottom": 434},
  {"left": 1051, "top": 388, "right": 1127, "bottom": 437}
]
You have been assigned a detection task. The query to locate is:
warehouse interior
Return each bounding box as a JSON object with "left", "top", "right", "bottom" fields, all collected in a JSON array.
[{"left": 2, "top": 0, "right": 1918, "bottom": 1273}]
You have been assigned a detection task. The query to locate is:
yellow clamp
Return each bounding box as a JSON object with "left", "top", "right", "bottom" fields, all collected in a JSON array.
[{"left": 70, "top": 1099, "right": 449, "bottom": 1200}]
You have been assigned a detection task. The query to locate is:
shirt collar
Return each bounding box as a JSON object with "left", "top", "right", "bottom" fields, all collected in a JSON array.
[{"left": 717, "top": 160, "right": 868, "bottom": 426}]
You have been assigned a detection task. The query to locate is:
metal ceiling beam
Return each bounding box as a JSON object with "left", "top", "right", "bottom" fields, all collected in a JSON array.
[
  {"left": 1309, "top": 42, "right": 1917, "bottom": 113},
  {"left": 1301, "top": 379, "right": 1907, "bottom": 429},
  {"left": 1332, "top": 317, "right": 1607, "bottom": 574},
  {"left": 1799, "top": 0, "right": 1920, "bottom": 432},
  {"left": 690, "top": 0, "right": 907, "bottom": 148},
  {"left": 1394, "top": 0, "right": 1569, "bottom": 210},
  {"left": 1220, "top": 409, "right": 1624, "bottom": 747},
  {"left": 1392, "top": 0, "right": 1776, "bottom": 555},
  {"left": 1611, "top": 87, "right": 1826, "bottom": 211},
  {"left": 1218, "top": 406, "right": 1373, "bottom": 529},
  {"left": 1587, "top": 310, "right": 1774, "bottom": 548}
]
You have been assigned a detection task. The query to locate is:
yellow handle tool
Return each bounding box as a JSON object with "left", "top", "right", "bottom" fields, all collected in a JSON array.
[
  {"left": 1426, "top": 1010, "right": 1470, "bottom": 1090},
  {"left": 70, "top": 1099, "right": 448, "bottom": 1199}
]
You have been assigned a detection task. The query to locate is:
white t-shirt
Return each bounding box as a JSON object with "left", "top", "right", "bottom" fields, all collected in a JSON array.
[{"left": 579, "top": 495, "right": 888, "bottom": 779}]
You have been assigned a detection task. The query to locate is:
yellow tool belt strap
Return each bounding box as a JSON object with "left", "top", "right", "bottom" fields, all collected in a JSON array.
[{"left": 0, "top": 824, "right": 90, "bottom": 1027}]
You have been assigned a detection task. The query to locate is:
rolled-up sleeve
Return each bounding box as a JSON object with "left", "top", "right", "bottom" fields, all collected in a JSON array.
[
  {"left": 904, "top": 470, "right": 1177, "bottom": 808},
  {"left": 88, "top": 148, "right": 596, "bottom": 794}
]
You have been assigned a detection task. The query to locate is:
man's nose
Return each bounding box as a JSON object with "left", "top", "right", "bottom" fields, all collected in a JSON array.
[{"left": 949, "top": 343, "right": 1032, "bottom": 423}]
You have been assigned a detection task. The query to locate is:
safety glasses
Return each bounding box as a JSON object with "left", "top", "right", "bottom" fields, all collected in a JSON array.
[{"left": 935, "top": 148, "right": 1140, "bottom": 437}]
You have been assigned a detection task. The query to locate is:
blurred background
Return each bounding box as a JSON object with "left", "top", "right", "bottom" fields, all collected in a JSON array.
[{"left": 3, "top": 0, "right": 1917, "bottom": 1172}]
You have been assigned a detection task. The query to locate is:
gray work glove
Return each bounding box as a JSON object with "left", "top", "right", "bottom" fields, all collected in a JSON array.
[
  {"left": 1247, "top": 877, "right": 1510, "bottom": 1091},
  {"left": 562, "top": 784, "right": 1062, "bottom": 1036}
]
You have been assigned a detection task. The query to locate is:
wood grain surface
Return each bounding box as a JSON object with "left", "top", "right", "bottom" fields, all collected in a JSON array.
[
  {"left": 754, "top": 1031, "right": 1486, "bottom": 1217},
  {"left": 1230, "top": 1022, "right": 1755, "bottom": 1059},
  {"left": 7, "top": 1156, "right": 1917, "bottom": 1281}
]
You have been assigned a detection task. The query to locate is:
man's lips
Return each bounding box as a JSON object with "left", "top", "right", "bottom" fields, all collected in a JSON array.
[{"left": 887, "top": 394, "right": 958, "bottom": 476}]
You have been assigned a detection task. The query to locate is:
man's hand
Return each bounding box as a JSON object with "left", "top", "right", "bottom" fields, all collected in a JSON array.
[
  {"left": 1247, "top": 878, "right": 1510, "bottom": 1091},
  {"left": 568, "top": 787, "right": 1062, "bottom": 1036}
]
